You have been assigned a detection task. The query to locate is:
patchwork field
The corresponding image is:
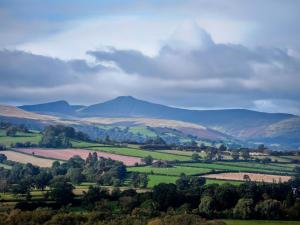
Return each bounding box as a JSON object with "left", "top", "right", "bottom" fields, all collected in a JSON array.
[
  {"left": 0, "top": 150, "right": 56, "bottom": 167},
  {"left": 202, "top": 172, "right": 292, "bottom": 183},
  {"left": 88, "top": 146, "right": 191, "bottom": 161},
  {"left": 14, "top": 148, "right": 142, "bottom": 166}
]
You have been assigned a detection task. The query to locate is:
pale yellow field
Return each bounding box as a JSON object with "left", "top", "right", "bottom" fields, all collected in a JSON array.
[{"left": 0, "top": 150, "right": 56, "bottom": 167}]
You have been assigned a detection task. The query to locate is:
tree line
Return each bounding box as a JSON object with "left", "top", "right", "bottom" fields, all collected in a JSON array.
[{"left": 0, "top": 153, "right": 299, "bottom": 224}]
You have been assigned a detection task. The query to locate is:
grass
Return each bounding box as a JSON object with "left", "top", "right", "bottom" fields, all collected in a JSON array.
[
  {"left": 128, "top": 165, "right": 211, "bottom": 176},
  {"left": 70, "top": 140, "right": 106, "bottom": 148},
  {"left": 224, "top": 220, "right": 300, "bottom": 225},
  {"left": 88, "top": 146, "right": 191, "bottom": 161},
  {"left": 181, "top": 161, "right": 295, "bottom": 175},
  {"left": 0, "top": 163, "right": 12, "bottom": 170},
  {"left": 129, "top": 126, "right": 157, "bottom": 137},
  {"left": 146, "top": 175, "right": 242, "bottom": 188},
  {"left": 0, "top": 129, "right": 6, "bottom": 136},
  {"left": 215, "top": 161, "right": 295, "bottom": 174},
  {"left": 0, "top": 150, "right": 57, "bottom": 167},
  {"left": 156, "top": 150, "right": 206, "bottom": 157},
  {"left": 252, "top": 155, "right": 292, "bottom": 163},
  {"left": 0, "top": 130, "right": 41, "bottom": 146},
  {"left": 147, "top": 175, "right": 178, "bottom": 188}
]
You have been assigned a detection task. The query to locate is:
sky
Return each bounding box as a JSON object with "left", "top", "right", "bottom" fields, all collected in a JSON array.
[{"left": 0, "top": 0, "right": 300, "bottom": 115}]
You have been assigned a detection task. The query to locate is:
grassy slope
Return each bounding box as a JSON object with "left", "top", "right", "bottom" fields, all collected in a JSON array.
[
  {"left": 156, "top": 149, "right": 207, "bottom": 158},
  {"left": 147, "top": 175, "right": 178, "bottom": 188},
  {"left": 88, "top": 146, "right": 191, "bottom": 161},
  {"left": 129, "top": 126, "right": 157, "bottom": 137}
]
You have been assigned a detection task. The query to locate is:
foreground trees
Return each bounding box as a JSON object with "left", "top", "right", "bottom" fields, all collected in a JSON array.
[{"left": 0, "top": 148, "right": 299, "bottom": 222}]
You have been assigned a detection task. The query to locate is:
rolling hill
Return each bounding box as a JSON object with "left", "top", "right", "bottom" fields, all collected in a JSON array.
[
  {"left": 11, "top": 96, "right": 300, "bottom": 148},
  {"left": 78, "top": 96, "right": 297, "bottom": 142},
  {"left": 0, "top": 104, "right": 229, "bottom": 145}
]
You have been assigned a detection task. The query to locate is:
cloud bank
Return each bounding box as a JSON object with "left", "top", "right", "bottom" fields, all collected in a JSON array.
[{"left": 0, "top": 23, "right": 299, "bottom": 115}]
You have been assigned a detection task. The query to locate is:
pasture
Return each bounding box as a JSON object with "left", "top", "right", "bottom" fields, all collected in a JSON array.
[
  {"left": 156, "top": 149, "right": 205, "bottom": 157},
  {"left": 88, "top": 146, "right": 191, "bottom": 161},
  {"left": 146, "top": 174, "right": 243, "bottom": 188},
  {"left": 0, "top": 162, "right": 12, "bottom": 169},
  {"left": 0, "top": 130, "right": 41, "bottom": 146},
  {"left": 214, "top": 161, "right": 296, "bottom": 174},
  {"left": 128, "top": 165, "right": 211, "bottom": 176},
  {"left": 181, "top": 161, "right": 295, "bottom": 174}
]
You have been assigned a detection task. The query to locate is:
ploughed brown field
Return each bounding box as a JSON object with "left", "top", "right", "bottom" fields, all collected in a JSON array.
[
  {"left": 14, "top": 148, "right": 142, "bottom": 166},
  {"left": 0, "top": 150, "right": 57, "bottom": 167},
  {"left": 202, "top": 172, "right": 292, "bottom": 183}
]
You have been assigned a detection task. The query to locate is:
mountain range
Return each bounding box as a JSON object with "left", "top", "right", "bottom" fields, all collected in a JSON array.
[{"left": 1, "top": 96, "right": 299, "bottom": 149}]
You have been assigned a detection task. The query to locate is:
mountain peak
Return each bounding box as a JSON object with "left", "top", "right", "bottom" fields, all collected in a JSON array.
[
  {"left": 19, "top": 100, "right": 76, "bottom": 115},
  {"left": 114, "top": 96, "right": 137, "bottom": 101}
]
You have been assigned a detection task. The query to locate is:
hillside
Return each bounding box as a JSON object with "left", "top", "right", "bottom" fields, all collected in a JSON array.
[
  {"left": 20, "top": 100, "right": 84, "bottom": 117},
  {"left": 0, "top": 105, "right": 57, "bottom": 121},
  {"left": 0, "top": 104, "right": 227, "bottom": 145},
  {"left": 82, "top": 117, "right": 229, "bottom": 141},
  {"left": 78, "top": 96, "right": 298, "bottom": 145},
  {"left": 252, "top": 117, "right": 300, "bottom": 147},
  {"left": 9, "top": 96, "right": 300, "bottom": 148}
]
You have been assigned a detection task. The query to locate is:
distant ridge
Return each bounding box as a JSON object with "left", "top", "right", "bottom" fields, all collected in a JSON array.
[
  {"left": 16, "top": 96, "right": 300, "bottom": 147},
  {"left": 20, "top": 100, "right": 84, "bottom": 116}
]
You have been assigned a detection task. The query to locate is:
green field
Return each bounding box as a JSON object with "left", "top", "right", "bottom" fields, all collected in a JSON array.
[
  {"left": 156, "top": 149, "right": 206, "bottom": 157},
  {"left": 181, "top": 161, "right": 295, "bottom": 174},
  {"left": 224, "top": 220, "right": 300, "bottom": 225},
  {"left": 128, "top": 165, "right": 211, "bottom": 176},
  {"left": 129, "top": 126, "right": 157, "bottom": 137},
  {"left": 88, "top": 146, "right": 191, "bottom": 161},
  {"left": 70, "top": 140, "right": 106, "bottom": 148},
  {"left": 0, "top": 163, "right": 12, "bottom": 170},
  {"left": 252, "top": 155, "right": 293, "bottom": 163},
  {"left": 0, "top": 131, "right": 41, "bottom": 146},
  {"left": 146, "top": 175, "right": 242, "bottom": 188},
  {"left": 147, "top": 175, "right": 178, "bottom": 188},
  {"left": 215, "top": 161, "right": 295, "bottom": 174}
]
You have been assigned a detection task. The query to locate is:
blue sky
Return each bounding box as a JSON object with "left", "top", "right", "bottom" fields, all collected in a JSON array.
[{"left": 0, "top": 0, "right": 300, "bottom": 115}]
